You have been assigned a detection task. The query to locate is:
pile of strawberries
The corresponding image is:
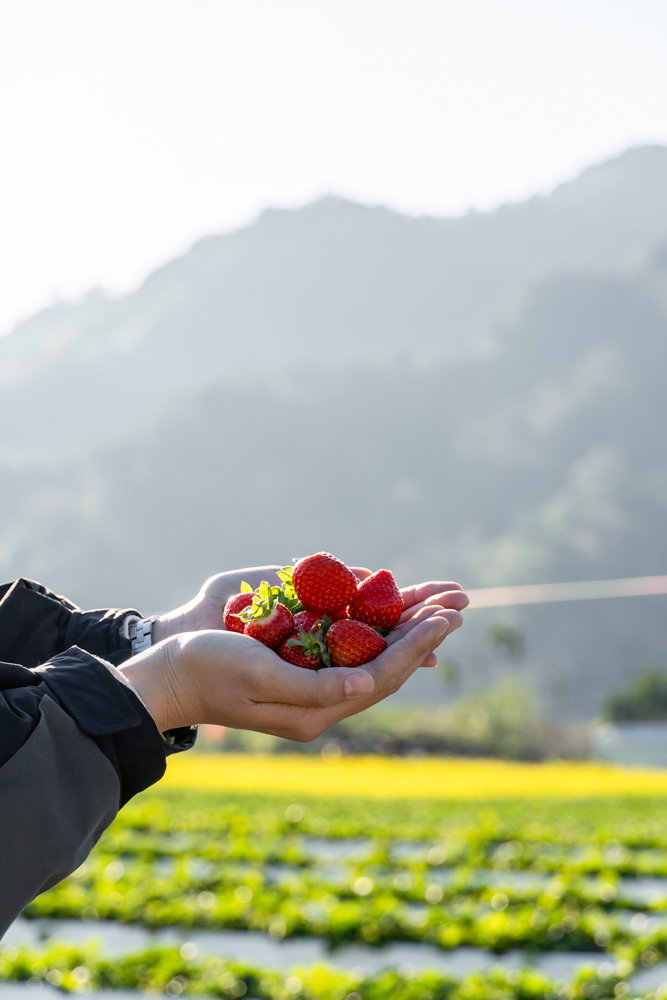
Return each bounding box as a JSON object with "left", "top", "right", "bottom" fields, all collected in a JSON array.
[{"left": 222, "top": 552, "right": 403, "bottom": 669}]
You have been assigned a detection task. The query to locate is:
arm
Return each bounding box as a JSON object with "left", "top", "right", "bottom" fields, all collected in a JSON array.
[
  {"left": 0, "top": 647, "right": 173, "bottom": 936},
  {"left": 0, "top": 571, "right": 462, "bottom": 934}
]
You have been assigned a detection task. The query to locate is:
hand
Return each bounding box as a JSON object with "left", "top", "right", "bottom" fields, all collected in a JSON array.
[
  {"left": 152, "top": 565, "right": 469, "bottom": 665},
  {"left": 152, "top": 566, "right": 284, "bottom": 643},
  {"left": 121, "top": 601, "right": 460, "bottom": 740}
]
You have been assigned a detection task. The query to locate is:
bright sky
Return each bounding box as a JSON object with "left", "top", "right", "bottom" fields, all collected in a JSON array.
[{"left": 1, "top": 0, "right": 666, "bottom": 334}]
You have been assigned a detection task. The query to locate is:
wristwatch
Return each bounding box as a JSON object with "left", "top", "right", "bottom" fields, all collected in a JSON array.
[{"left": 128, "top": 616, "right": 158, "bottom": 655}]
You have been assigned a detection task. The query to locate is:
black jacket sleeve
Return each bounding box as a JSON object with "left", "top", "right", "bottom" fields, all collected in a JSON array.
[
  {"left": 0, "top": 647, "right": 155, "bottom": 935},
  {"left": 0, "top": 577, "right": 197, "bottom": 772},
  {"left": 0, "top": 578, "right": 139, "bottom": 667},
  {"left": 0, "top": 579, "right": 198, "bottom": 935},
  {"left": 0, "top": 647, "right": 196, "bottom": 936}
]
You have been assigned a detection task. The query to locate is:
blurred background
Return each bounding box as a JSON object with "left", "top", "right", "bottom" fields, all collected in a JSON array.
[{"left": 2, "top": 0, "right": 667, "bottom": 757}]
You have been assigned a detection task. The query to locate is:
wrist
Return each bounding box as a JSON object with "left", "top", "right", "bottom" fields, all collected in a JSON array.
[
  {"left": 151, "top": 607, "right": 199, "bottom": 645},
  {"left": 121, "top": 636, "right": 196, "bottom": 733}
]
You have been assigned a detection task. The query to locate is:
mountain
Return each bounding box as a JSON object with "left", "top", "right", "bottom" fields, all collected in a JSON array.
[
  {"left": 2, "top": 145, "right": 667, "bottom": 463},
  {"left": 2, "top": 146, "right": 667, "bottom": 718}
]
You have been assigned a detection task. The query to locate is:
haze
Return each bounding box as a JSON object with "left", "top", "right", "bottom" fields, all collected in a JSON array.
[{"left": 1, "top": 0, "right": 667, "bottom": 333}]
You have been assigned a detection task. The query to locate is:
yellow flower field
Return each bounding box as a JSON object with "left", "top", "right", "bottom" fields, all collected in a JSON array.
[{"left": 162, "top": 753, "right": 667, "bottom": 799}]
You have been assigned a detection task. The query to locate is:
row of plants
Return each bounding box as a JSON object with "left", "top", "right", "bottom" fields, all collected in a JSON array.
[
  {"left": 91, "top": 827, "right": 667, "bottom": 877},
  {"left": 23, "top": 869, "right": 665, "bottom": 952},
  {"left": 113, "top": 791, "right": 667, "bottom": 848},
  {"left": 25, "top": 850, "right": 667, "bottom": 915},
  {"left": 22, "top": 791, "right": 667, "bottom": 945},
  {"left": 0, "top": 941, "right": 659, "bottom": 1000}
]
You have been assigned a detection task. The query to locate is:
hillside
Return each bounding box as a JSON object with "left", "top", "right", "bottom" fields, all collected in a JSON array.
[
  {"left": 1, "top": 146, "right": 667, "bottom": 718},
  {"left": 2, "top": 145, "right": 667, "bottom": 463}
]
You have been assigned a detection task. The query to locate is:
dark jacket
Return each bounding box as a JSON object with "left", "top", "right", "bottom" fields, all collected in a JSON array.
[{"left": 0, "top": 578, "right": 195, "bottom": 936}]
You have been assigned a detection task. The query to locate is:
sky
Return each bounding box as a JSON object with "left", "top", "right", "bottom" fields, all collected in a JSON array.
[{"left": 1, "top": 0, "right": 666, "bottom": 334}]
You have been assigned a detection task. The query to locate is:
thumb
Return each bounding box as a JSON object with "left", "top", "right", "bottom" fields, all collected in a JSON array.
[{"left": 252, "top": 657, "right": 375, "bottom": 709}]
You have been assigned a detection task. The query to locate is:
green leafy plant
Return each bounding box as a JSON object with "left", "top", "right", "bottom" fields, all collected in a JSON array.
[{"left": 604, "top": 667, "right": 667, "bottom": 721}]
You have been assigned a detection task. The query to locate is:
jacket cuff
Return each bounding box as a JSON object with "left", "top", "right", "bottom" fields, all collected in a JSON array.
[{"left": 34, "top": 647, "right": 174, "bottom": 806}]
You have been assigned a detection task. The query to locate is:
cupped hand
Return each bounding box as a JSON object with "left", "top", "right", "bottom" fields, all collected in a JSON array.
[{"left": 121, "top": 602, "right": 457, "bottom": 741}]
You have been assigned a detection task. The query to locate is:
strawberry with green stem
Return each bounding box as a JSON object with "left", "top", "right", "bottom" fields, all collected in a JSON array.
[
  {"left": 279, "top": 624, "right": 331, "bottom": 670},
  {"left": 239, "top": 580, "right": 295, "bottom": 650},
  {"left": 292, "top": 609, "right": 322, "bottom": 635},
  {"left": 222, "top": 581, "right": 255, "bottom": 633}
]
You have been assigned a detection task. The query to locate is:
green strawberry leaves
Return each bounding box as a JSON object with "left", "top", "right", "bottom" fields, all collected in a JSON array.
[
  {"left": 238, "top": 573, "right": 304, "bottom": 623},
  {"left": 286, "top": 626, "right": 331, "bottom": 668},
  {"left": 276, "top": 565, "right": 304, "bottom": 613},
  {"left": 319, "top": 614, "right": 333, "bottom": 638}
]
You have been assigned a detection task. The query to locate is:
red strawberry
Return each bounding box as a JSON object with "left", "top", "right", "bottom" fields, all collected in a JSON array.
[
  {"left": 278, "top": 626, "right": 329, "bottom": 670},
  {"left": 292, "top": 609, "right": 322, "bottom": 635},
  {"left": 348, "top": 569, "right": 403, "bottom": 630},
  {"left": 245, "top": 603, "right": 294, "bottom": 650},
  {"left": 223, "top": 592, "right": 254, "bottom": 633},
  {"left": 238, "top": 580, "right": 295, "bottom": 650},
  {"left": 292, "top": 552, "right": 358, "bottom": 615},
  {"left": 329, "top": 608, "right": 349, "bottom": 622},
  {"left": 325, "top": 619, "right": 387, "bottom": 668}
]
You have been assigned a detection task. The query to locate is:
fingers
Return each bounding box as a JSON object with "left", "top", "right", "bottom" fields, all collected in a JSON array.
[
  {"left": 349, "top": 566, "right": 373, "bottom": 582},
  {"left": 249, "top": 653, "right": 376, "bottom": 710},
  {"left": 399, "top": 592, "right": 468, "bottom": 626},
  {"left": 387, "top": 604, "right": 459, "bottom": 645},
  {"left": 252, "top": 611, "right": 453, "bottom": 739},
  {"left": 363, "top": 612, "right": 452, "bottom": 696},
  {"left": 400, "top": 581, "right": 467, "bottom": 610}
]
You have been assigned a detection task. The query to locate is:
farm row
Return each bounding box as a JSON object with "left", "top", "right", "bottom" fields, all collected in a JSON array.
[
  {"left": 23, "top": 793, "right": 667, "bottom": 950},
  {"left": 11, "top": 783, "right": 667, "bottom": 996},
  {"left": 0, "top": 940, "right": 653, "bottom": 1000}
]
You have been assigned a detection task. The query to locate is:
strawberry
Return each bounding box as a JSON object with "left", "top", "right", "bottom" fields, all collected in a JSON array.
[
  {"left": 348, "top": 569, "right": 403, "bottom": 630},
  {"left": 292, "top": 552, "right": 358, "bottom": 615},
  {"left": 292, "top": 609, "right": 322, "bottom": 635},
  {"left": 329, "top": 608, "right": 349, "bottom": 622},
  {"left": 223, "top": 591, "right": 255, "bottom": 633},
  {"left": 278, "top": 626, "right": 330, "bottom": 670},
  {"left": 239, "top": 581, "right": 294, "bottom": 650},
  {"left": 325, "top": 619, "right": 387, "bottom": 668},
  {"left": 245, "top": 603, "right": 294, "bottom": 650}
]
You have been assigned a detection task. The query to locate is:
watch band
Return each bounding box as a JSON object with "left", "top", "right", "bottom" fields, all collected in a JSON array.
[{"left": 128, "top": 616, "right": 158, "bottom": 655}]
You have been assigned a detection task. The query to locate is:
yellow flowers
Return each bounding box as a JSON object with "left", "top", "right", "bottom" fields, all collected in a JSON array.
[{"left": 162, "top": 752, "right": 667, "bottom": 799}]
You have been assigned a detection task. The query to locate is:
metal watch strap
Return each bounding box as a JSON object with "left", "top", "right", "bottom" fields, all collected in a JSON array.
[{"left": 128, "top": 616, "right": 157, "bottom": 655}]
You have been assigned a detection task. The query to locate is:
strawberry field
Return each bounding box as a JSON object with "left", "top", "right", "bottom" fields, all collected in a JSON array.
[{"left": 6, "top": 760, "right": 667, "bottom": 998}]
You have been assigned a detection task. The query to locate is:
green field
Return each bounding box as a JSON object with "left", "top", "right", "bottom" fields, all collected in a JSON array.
[{"left": 5, "top": 790, "right": 667, "bottom": 998}]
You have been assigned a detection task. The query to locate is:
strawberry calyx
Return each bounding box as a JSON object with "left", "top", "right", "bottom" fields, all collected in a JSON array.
[
  {"left": 285, "top": 625, "right": 331, "bottom": 669},
  {"left": 239, "top": 576, "right": 303, "bottom": 623},
  {"left": 275, "top": 565, "right": 305, "bottom": 613}
]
